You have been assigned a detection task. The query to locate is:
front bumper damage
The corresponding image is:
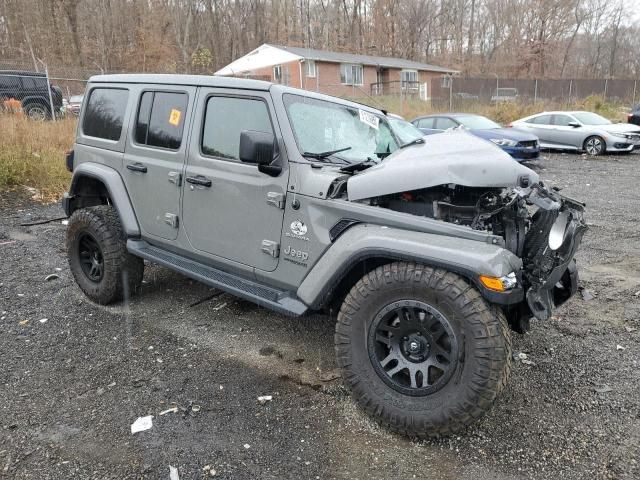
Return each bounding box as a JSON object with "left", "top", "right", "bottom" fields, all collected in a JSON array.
[{"left": 520, "top": 184, "right": 587, "bottom": 320}]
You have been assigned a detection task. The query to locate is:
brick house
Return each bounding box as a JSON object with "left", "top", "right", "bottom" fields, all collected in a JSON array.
[{"left": 215, "top": 44, "right": 457, "bottom": 99}]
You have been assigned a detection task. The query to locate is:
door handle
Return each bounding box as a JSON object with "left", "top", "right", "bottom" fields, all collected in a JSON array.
[
  {"left": 126, "top": 163, "right": 147, "bottom": 173},
  {"left": 186, "top": 175, "right": 212, "bottom": 187}
]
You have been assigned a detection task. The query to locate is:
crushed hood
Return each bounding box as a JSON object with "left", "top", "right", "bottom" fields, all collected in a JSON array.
[{"left": 348, "top": 130, "right": 539, "bottom": 201}]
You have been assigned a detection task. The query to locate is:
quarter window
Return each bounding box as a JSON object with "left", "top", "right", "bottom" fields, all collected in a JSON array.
[
  {"left": 340, "top": 64, "right": 363, "bottom": 85},
  {"left": 135, "top": 91, "right": 188, "bottom": 150},
  {"left": 82, "top": 88, "right": 129, "bottom": 141},
  {"left": 201, "top": 96, "right": 273, "bottom": 161}
]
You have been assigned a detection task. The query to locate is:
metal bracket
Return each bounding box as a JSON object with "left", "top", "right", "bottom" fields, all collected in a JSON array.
[
  {"left": 168, "top": 171, "right": 182, "bottom": 187},
  {"left": 261, "top": 239, "right": 280, "bottom": 258},
  {"left": 266, "top": 192, "right": 285, "bottom": 209},
  {"left": 164, "top": 213, "right": 179, "bottom": 228}
]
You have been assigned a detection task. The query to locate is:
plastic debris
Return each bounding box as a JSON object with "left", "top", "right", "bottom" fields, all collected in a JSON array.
[
  {"left": 580, "top": 288, "right": 595, "bottom": 301},
  {"left": 160, "top": 406, "right": 179, "bottom": 416},
  {"left": 45, "top": 274, "right": 59, "bottom": 281},
  {"left": 169, "top": 465, "right": 180, "bottom": 480},
  {"left": 39, "top": 318, "right": 48, "bottom": 324},
  {"left": 130, "top": 415, "right": 154, "bottom": 434},
  {"left": 61, "top": 220, "right": 69, "bottom": 226},
  {"left": 19, "top": 319, "right": 29, "bottom": 326},
  {"left": 257, "top": 395, "right": 273, "bottom": 404},
  {"left": 243, "top": 444, "right": 251, "bottom": 449},
  {"left": 594, "top": 385, "right": 613, "bottom": 393},
  {"left": 616, "top": 344, "right": 625, "bottom": 351},
  {"left": 212, "top": 302, "right": 227, "bottom": 311}
]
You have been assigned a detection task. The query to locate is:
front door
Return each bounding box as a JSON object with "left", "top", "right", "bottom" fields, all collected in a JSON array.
[
  {"left": 181, "top": 89, "right": 288, "bottom": 272},
  {"left": 123, "top": 86, "right": 196, "bottom": 240}
]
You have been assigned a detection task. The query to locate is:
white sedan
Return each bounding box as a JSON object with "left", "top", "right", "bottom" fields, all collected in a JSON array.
[{"left": 511, "top": 111, "right": 640, "bottom": 155}]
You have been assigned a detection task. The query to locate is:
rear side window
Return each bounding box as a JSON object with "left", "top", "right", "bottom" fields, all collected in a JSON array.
[
  {"left": 21, "top": 77, "right": 48, "bottom": 89},
  {"left": 82, "top": 88, "right": 129, "bottom": 141},
  {"left": 135, "top": 91, "right": 188, "bottom": 150},
  {"left": 552, "top": 115, "right": 573, "bottom": 126},
  {"left": 528, "top": 115, "right": 552, "bottom": 125},
  {"left": 201, "top": 96, "right": 273, "bottom": 161},
  {"left": 0, "top": 75, "right": 21, "bottom": 89},
  {"left": 436, "top": 117, "right": 458, "bottom": 130}
]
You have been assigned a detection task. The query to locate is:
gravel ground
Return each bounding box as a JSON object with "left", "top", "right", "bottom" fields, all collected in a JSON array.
[{"left": 0, "top": 151, "right": 639, "bottom": 480}]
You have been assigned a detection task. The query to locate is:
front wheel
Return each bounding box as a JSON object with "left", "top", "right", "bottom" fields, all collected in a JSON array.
[
  {"left": 335, "top": 262, "right": 511, "bottom": 438},
  {"left": 584, "top": 135, "right": 605, "bottom": 156},
  {"left": 24, "top": 103, "right": 50, "bottom": 121}
]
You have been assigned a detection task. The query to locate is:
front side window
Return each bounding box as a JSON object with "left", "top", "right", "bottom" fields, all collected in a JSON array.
[
  {"left": 201, "top": 96, "right": 273, "bottom": 161},
  {"left": 135, "top": 91, "right": 188, "bottom": 150},
  {"left": 284, "top": 93, "right": 398, "bottom": 164},
  {"left": 340, "top": 64, "right": 363, "bottom": 85},
  {"left": 82, "top": 88, "right": 129, "bottom": 141}
]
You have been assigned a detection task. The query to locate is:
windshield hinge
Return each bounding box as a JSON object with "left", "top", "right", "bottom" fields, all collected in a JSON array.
[{"left": 266, "top": 192, "right": 285, "bottom": 209}]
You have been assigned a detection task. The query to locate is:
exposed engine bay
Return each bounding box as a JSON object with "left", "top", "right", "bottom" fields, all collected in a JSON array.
[{"left": 366, "top": 182, "right": 587, "bottom": 324}]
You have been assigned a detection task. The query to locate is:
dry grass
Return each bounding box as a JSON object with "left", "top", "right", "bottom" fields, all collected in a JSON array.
[
  {"left": 357, "top": 94, "right": 629, "bottom": 124},
  {"left": 0, "top": 114, "right": 75, "bottom": 201}
]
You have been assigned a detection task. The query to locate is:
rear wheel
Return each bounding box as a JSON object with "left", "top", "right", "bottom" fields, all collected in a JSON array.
[
  {"left": 584, "top": 135, "right": 605, "bottom": 156},
  {"left": 335, "top": 262, "right": 511, "bottom": 438},
  {"left": 24, "top": 103, "right": 49, "bottom": 121},
  {"left": 67, "top": 205, "right": 144, "bottom": 304}
]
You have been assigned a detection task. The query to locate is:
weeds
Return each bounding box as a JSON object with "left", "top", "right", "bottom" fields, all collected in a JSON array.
[{"left": 0, "top": 114, "right": 74, "bottom": 201}]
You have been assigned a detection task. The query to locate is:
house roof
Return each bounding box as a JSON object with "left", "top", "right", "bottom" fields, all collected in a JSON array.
[
  {"left": 215, "top": 43, "right": 457, "bottom": 76},
  {"left": 269, "top": 44, "right": 457, "bottom": 73}
]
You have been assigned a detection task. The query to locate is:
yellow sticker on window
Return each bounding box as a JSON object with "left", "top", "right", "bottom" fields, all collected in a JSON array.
[{"left": 169, "top": 109, "right": 181, "bottom": 126}]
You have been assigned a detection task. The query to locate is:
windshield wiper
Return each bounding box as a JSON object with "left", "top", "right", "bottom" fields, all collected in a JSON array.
[
  {"left": 302, "top": 146, "right": 352, "bottom": 161},
  {"left": 399, "top": 138, "right": 425, "bottom": 149}
]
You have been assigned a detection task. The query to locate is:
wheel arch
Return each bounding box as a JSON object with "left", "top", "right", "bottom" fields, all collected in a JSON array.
[
  {"left": 63, "top": 163, "right": 140, "bottom": 237},
  {"left": 297, "top": 225, "right": 524, "bottom": 311}
]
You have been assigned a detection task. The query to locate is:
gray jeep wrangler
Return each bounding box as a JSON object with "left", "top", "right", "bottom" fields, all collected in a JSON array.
[{"left": 63, "top": 74, "right": 586, "bottom": 438}]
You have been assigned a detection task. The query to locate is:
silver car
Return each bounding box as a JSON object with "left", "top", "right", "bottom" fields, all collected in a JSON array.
[{"left": 511, "top": 111, "right": 640, "bottom": 155}]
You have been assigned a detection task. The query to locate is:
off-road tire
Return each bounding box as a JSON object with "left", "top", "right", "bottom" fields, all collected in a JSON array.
[
  {"left": 583, "top": 135, "right": 606, "bottom": 156},
  {"left": 67, "top": 205, "right": 144, "bottom": 304},
  {"left": 335, "top": 262, "right": 512, "bottom": 438}
]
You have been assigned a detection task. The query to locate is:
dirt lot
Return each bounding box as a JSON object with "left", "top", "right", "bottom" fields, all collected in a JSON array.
[{"left": 0, "top": 152, "right": 639, "bottom": 480}]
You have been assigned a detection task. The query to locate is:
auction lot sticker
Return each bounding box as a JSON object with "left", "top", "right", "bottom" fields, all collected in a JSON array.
[{"left": 359, "top": 109, "right": 379, "bottom": 130}]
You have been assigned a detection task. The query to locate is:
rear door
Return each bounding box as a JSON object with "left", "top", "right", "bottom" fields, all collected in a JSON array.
[
  {"left": 181, "top": 89, "right": 288, "bottom": 272},
  {"left": 123, "top": 86, "right": 196, "bottom": 241}
]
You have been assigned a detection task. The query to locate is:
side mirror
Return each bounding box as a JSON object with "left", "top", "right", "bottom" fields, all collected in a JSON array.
[
  {"left": 239, "top": 130, "right": 282, "bottom": 176},
  {"left": 568, "top": 121, "right": 580, "bottom": 128}
]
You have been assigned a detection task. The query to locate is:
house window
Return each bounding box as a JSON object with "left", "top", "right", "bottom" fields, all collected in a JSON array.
[
  {"left": 273, "top": 65, "right": 282, "bottom": 83},
  {"left": 306, "top": 60, "right": 316, "bottom": 78},
  {"left": 340, "top": 64, "right": 363, "bottom": 86},
  {"left": 401, "top": 70, "right": 418, "bottom": 90}
]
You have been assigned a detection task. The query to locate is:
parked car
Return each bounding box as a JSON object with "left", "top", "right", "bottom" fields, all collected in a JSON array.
[
  {"left": 66, "top": 94, "right": 84, "bottom": 116},
  {"left": 628, "top": 105, "right": 640, "bottom": 126},
  {"left": 511, "top": 111, "right": 640, "bottom": 156},
  {"left": 386, "top": 113, "right": 425, "bottom": 144},
  {"left": 491, "top": 88, "right": 518, "bottom": 102},
  {"left": 0, "top": 70, "right": 63, "bottom": 120},
  {"left": 411, "top": 113, "right": 539, "bottom": 161},
  {"left": 63, "top": 74, "right": 585, "bottom": 438}
]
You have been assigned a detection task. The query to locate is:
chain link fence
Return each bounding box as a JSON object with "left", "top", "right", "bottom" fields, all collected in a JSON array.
[{"left": 429, "top": 76, "right": 639, "bottom": 110}]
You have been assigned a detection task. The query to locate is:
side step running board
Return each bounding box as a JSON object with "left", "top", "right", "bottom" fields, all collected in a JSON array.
[{"left": 127, "top": 240, "right": 308, "bottom": 317}]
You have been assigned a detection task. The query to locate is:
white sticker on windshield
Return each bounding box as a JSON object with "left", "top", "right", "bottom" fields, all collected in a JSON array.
[{"left": 359, "top": 109, "right": 379, "bottom": 130}]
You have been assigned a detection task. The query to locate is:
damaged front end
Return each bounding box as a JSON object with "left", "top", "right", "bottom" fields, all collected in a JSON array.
[{"left": 346, "top": 131, "right": 587, "bottom": 325}]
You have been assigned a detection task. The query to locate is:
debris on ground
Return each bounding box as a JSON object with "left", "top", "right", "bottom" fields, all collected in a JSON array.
[
  {"left": 319, "top": 369, "right": 341, "bottom": 382},
  {"left": 212, "top": 302, "right": 227, "bottom": 311},
  {"left": 159, "top": 406, "right": 179, "bottom": 416},
  {"left": 44, "top": 274, "right": 59, "bottom": 281},
  {"left": 39, "top": 318, "right": 48, "bottom": 324},
  {"left": 243, "top": 444, "right": 251, "bottom": 449},
  {"left": 18, "top": 319, "right": 29, "bottom": 326},
  {"left": 616, "top": 344, "right": 626, "bottom": 351},
  {"left": 257, "top": 395, "right": 273, "bottom": 404},
  {"left": 130, "top": 415, "right": 154, "bottom": 434},
  {"left": 169, "top": 465, "right": 180, "bottom": 480},
  {"left": 580, "top": 288, "right": 595, "bottom": 301},
  {"left": 594, "top": 385, "right": 613, "bottom": 394},
  {"left": 513, "top": 352, "right": 536, "bottom": 366}
]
